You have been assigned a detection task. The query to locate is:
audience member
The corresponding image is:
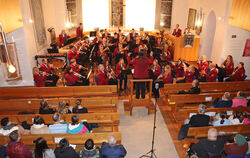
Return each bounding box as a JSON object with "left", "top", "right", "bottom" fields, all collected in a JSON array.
[
  {"left": 67, "top": 115, "right": 88, "bottom": 134},
  {"left": 187, "top": 104, "right": 210, "bottom": 127},
  {"left": 58, "top": 101, "right": 71, "bottom": 114},
  {"left": 190, "top": 128, "right": 227, "bottom": 157},
  {"left": 0, "top": 117, "right": 29, "bottom": 136},
  {"left": 211, "top": 92, "right": 232, "bottom": 108},
  {"left": 243, "top": 111, "right": 250, "bottom": 124},
  {"left": 72, "top": 99, "right": 88, "bottom": 114},
  {"left": 33, "top": 137, "right": 55, "bottom": 158},
  {"left": 213, "top": 112, "right": 230, "bottom": 126},
  {"left": 79, "top": 139, "right": 100, "bottom": 158},
  {"left": 30, "top": 116, "right": 50, "bottom": 134},
  {"left": 54, "top": 138, "right": 78, "bottom": 158},
  {"left": 224, "top": 134, "right": 249, "bottom": 157},
  {"left": 49, "top": 113, "right": 67, "bottom": 134},
  {"left": 100, "top": 135, "right": 127, "bottom": 158},
  {"left": 178, "top": 79, "right": 200, "bottom": 94},
  {"left": 6, "top": 130, "right": 32, "bottom": 158},
  {"left": 232, "top": 91, "right": 247, "bottom": 107},
  {"left": 39, "top": 99, "right": 56, "bottom": 114},
  {"left": 229, "top": 111, "right": 244, "bottom": 125}
]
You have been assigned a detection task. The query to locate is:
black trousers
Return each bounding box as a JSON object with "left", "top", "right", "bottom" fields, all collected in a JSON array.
[
  {"left": 217, "top": 67, "right": 227, "bottom": 82},
  {"left": 118, "top": 71, "right": 128, "bottom": 91},
  {"left": 135, "top": 81, "right": 146, "bottom": 99},
  {"left": 47, "top": 75, "right": 59, "bottom": 86}
]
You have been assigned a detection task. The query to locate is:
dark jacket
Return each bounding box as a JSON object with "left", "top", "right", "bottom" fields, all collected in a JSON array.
[
  {"left": 100, "top": 142, "right": 127, "bottom": 158},
  {"left": 216, "top": 100, "right": 233, "bottom": 108},
  {"left": 73, "top": 107, "right": 88, "bottom": 114},
  {"left": 7, "top": 141, "right": 32, "bottom": 158},
  {"left": 39, "top": 108, "right": 55, "bottom": 114},
  {"left": 54, "top": 146, "right": 79, "bottom": 158},
  {"left": 189, "top": 114, "right": 210, "bottom": 127},
  {"left": 79, "top": 147, "right": 100, "bottom": 158},
  {"left": 178, "top": 87, "right": 200, "bottom": 94}
]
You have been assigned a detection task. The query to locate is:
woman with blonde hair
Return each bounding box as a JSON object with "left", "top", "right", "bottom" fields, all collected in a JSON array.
[{"left": 157, "top": 65, "right": 173, "bottom": 84}]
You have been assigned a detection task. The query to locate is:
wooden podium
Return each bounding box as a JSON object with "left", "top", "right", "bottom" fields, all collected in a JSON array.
[{"left": 166, "top": 34, "right": 200, "bottom": 61}]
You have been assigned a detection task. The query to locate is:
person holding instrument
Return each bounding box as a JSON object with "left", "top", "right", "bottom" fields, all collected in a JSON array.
[
  {"left": 65, "top": 66, "right": 88, "bottom": 86},
  {"left": 217, "top": 55, "right": 234, "bottom": 82},
  {"left": 40, "top": 58, "right": 59, "bottom": 86},
  {"left": 116, "top": 58, "right": 128, "bottom": 92},
  {"left": 59, "top": 30, "right": 70, "bottom": 47},
  {"left": 226, "top": 62, "right": 245, "bottom": 81}
]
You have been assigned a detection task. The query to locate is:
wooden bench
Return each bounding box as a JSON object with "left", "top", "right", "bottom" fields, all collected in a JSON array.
[
  {"left": 0, "top": 97, "right": 118, "bottom": 114},
  {"left": 166, "top": 91, "right": 250, "bottom": 112},
  {"left": 124, "top": 79, "right": 155, "bottom": 115},
  {"left": 0, "top": 112, "right": 120, "bottom": 132},
  {"left": 0, "top": 132, "right": 122, "bottom": 151},
  {"left": 0, "top": 85, "right": 117, "bottom": 99},
  {"left": 161, "top": 81, "right": 250, "bottom": 96}
]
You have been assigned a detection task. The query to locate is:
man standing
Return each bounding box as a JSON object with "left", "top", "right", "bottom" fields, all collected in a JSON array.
[
  {"left": 172, "top": 24, "right": 182, "bottom": 37},
  {"left": 76, "top": 23, "right": 83, "bottom": 39}
]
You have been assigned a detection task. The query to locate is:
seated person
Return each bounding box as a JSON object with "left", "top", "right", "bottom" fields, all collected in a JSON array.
[
  {"left": 7, "top": 130, "right": 32, "bottom": 158},
  {"left": 72, "top": 99, "right": 88, "bottom": 114},
  {"left": 40, "top": 58, "right": 59, "bottom": 86},
  {"left": 200, "top": 62, "right": 218, "bottom": 82},
  {"left": 185, "top": 104, "right": 210, "bottom": 127},
  {"left": 54, "top": 138, "right": 78, "bottom": 158},
  {"left": 79, "top": 139, "right": 100, "bottom": 158},
  {"left": 226, "top": 62, "right": 245, "bottom": 81},
  {"left": 190, "top": 128, "right": 227, "bottom": 157},
  {"left": 213, "top": 112, "right": 230, "bottom": 126},
  {"left": 49, "top": 113, "right": 67, "bottom": 134},
  {"left": 68, "top": 45, "right": 80, "bottom": 62},
  {"left": 33, "top": 137, "right": 55, "bottom": 158},
  {"left": 232, "top": 91, "right": 247, "bottom": 107},
  {"left": 178, "top": 79, "right": 200, "bottom": 94},
  {"left": 157, "top": 65, "right": 173, "bottom": 84},
  {"left": 176, "top": 65, "right": 195, "bottom": 83},
  {"left": 224, "top": 134, "right": 249, "bottom": 157},
  {"left": 197, "top": 55, "right": 209, "bottom": 73},
  {"left": 172, "top": 59, "right": 184, "bottom": 78},
  {"left": 243, "top": 111, "right": 250, "bottom": 124},
  {"left": 0, "top": 117, "right": 29, "bottom": 136},
  {"left": 100, "top": 135, "right": 127, "bottom": 158},
  {"left": 33, "top": 67, "right": 47, "bottom": 87},
  {"left": 218, "top": 55, "right": 234, "bottom": 82},
  {"left": 97, "top": 64, "right": 111, "bottom": 85},
  {"left": 57, "top": 101, "right": 71, "bottom": 114},
  {"left": 211, "top": 92, "right": 232, "bottom": 108},
  {"left": 59, "top": 30, "right": 70, "bottom": 47},
  {"left": 39, "top": 99, "right": 56, "bottom": 114},
  {"left": 229, "top": 111, "right": 244, "bottom": 125},
  {"left": 67, "top": 115, "right": 88, "bottom": 134},
  {"left": 30, "top": 116, "right": 50, "bottom": 134}
]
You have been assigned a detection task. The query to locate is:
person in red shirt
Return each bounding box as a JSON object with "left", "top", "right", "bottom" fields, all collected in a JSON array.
[
  {"left": 68, "top": 46, "right": 80, "bottom": 62},
  {"left": 172, "top": 59, "right": 184, "bottom": 77},
  {"left": 76, "top": 23, "right": 83, "bottom": 39},
  {"left": 127, "top": 52, "right": 154, "bottom": 99},
  {"left": 176, "top": 65, "right": 195, "bottom": 83},
  {"left": 160, "top": 44, "right": 172, "bottom": 63},
  {"left": 150, "top": 59, "right": 161, "bottom": 98},
  {"left": 116, "top": 58, "right": 127, "bottom": 92},
  {"left": 65, "top": 66, "right": 82, "bottom": 86},
  {"left": 59, "top": 30, "right": 70, "bottom": 47},
  {"left": 224, "top": 134, "right": 249, "bottom": 157},
  {"left": 113, "top": 43, "right": 128, "bottom": 64},
  {"left": 218, "top": 55, "right": 234, "bottom": 82},
  {"left": 197, "top": 55, "right": 209, "bottom": 74},
  {"left": 33, "top": 67, "right": 46, "bottom": 87},
  {"left": 40, "top": 59, "right": 59, "bottom": 86},
  {"left": 157, "top": 65, "right": 173, "bottom": 84},
  {"left": 97, "top": 64, "right": 111, "bottom": 85},
  {"left": 226, "top": 62, "right": 246, "bottom": 81},
  {"left": 201, "top": 62, "right": 218, "bottom": 82},
  {"left": 172, "top": 24, "right": 182, "bottom": 37},
  {"left": 70, "top": 59, "right": 85, "bottom": 73}
]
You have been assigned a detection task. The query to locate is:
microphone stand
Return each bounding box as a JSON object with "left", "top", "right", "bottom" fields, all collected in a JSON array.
[{"left": 139, "top": 83, "right": 159, "bottom": 158}]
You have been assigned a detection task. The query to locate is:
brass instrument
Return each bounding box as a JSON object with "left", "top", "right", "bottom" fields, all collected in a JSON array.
[{"left": 73, "top": 72, "right": 86, "bottom": 79}]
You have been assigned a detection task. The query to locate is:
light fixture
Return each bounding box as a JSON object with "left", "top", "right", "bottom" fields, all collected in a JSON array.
[
  {"left": 65, "top": 10, "right": 72, "bottom": 28},
  {"left": 0, "top": 22, "right": 22, "bottom": 81},
  {"left": 195, "top": 8, "right": 204, "bottom": 35},
  {"left": 160, "top": 21, "right": 164, "bottom": 27},
  {"left": 29, "top": 19, "right": 33, "bottom": 23}
]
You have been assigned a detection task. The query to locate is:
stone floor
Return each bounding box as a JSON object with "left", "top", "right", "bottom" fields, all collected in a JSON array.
[{"left": 118, "top": 99, "right": 179, "bottom": 158}]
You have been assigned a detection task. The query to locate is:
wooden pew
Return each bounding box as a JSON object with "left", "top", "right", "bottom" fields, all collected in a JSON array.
[
  {"left": 161, "top": 81, "right": 250, "bottom": 96},
  {"left": 0, "top": 97, "right": 118, "bottom": 114},
  {"left": 166, "top": 91, "right": 250, "bottom": 112},
  {"left": 187, "top": 124, "right": 250, "bottom": 139},
  {"left": 0, "top": 132, "right": 122, "bottom": 151},
  {"left": 0, "top": 112, "right": 120, "bottom": 132},
  {"left": 0, "top": 85, "right": 117, "bottom": 99}
]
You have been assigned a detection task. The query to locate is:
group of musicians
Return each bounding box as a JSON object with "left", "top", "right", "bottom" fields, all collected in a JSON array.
[{"left": 33, "top": 26, "right": 246, "bottom": 98}]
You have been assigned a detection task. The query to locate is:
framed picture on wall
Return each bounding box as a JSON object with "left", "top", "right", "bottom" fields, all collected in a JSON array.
[
  {"left": 187, "top": 8, "right": 196, "bottom": 29},
  {"left": 243, "top": 39, "right": 250, "bottom": 57}
]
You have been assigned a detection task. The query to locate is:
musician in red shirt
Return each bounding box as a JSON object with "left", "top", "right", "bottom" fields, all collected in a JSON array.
[
  {"left": 59, "top": 30, "right": 70, "bottom": 47},
  {"left": 76, "top": 23, "right": 83, "bottom": 39},
  {"left": 70, "top": 59, "right": 86, "bottom": 73},
  {"left": 173, "top": 59, "right": 184, "bottom": 77},
  {"left": 127, "top": 51, "right": 154, "bottom": 99},
  {"left": 68, "top": 46, "right": 80, "bottom": 62},
  {"left": 201, "top": 62, "right": 218, "bottom": 82},
  {"left": 176, "top": 65, "right": 195, "bottom": 83},
  {"left": 160, "top": 44, "right": 172, "bottom": 63},
  {"left": 197, "top": 55, "right": 209, "bottom": 73},
  {"left": 65, "top": 67, "right": 82, "bottom": 86},
  {"left": 97, "top": 64, "right": 111, "bottom": 85},
  {"left": 157, "top": 65, "right": 173, "bottom": 84},
  {"left": 218, "top": 55, "right": 234, "bottom": 82},
  {"left": 33, "top": 67, "right": 46, "bottom": 87},
  {"left": 40, "top": 59, "right": 59, "bottom": 86},
  {"left": 226, "top": 62, "right": 245, "bottom": 81},
  {"left": 116, "top": 58, "right": 127, "bottom": 92},
  {"left": 150, "top": 59, "right": 161, "bottom": 98},
  {"left": 114, "top": 43, "right": 128, "bottom": 64},
  {"left": 172, "top": 24, "right": 182, "bottom": 37}
]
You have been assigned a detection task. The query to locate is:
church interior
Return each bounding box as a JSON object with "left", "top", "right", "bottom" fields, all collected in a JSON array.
[{"left": 0, "top": 0, "right": 250, "bottom": 157}]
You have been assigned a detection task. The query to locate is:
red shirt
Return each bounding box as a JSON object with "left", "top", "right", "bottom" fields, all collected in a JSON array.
[
  {"left": 172, "top": 29, "right": 182, "bottom": 37},
  {"left": 97, "top": 70, "right": 109, "bottom": 85},
  {"left": 204, "top": 68, "right": 218, "bottom": 82},
  {"left": 173, "top": 64, "right": 184, "bottom": 77},
  {"left": 65, "top": 73, "right": 80, "bottom": 86},
  {"left": 7, "top": 141, "right": 32, "bottom": 158},
  {"left": 127, "top": 56, "right": 153, "bottom": 79},
  {"left": 40, "top": 64, "right": 52, "bottom": 73},
  {"left": 116, "top": 63, "right": 126, "bottom": 77},
  {"left": 198, "top": 61, "right": 209, "bottom": 73},
  {"left": 113, "top": 47, "right": 127, "bottom": 56},
  {"left": 152, "top": 65, "right": 161, "bottom": 77},
  {"left": 76, "top": 26, "right": 83, "bottom": 38},
  {"left": 33, "top": 74, "right": 46, "bottom": 87},
  {"left": 160, "top": 73, "right": 172, "bottom": 83},
  {"left": 70, "top": 64, "right": 80, "bottom": 73},
  {"left": 68, "top": 50, "right": 79, "bottom": 61},
  {"left": 59, "top": 33, "right": 69, "bottom": 47},
  {"left": 233, "top": 67, "right": 245, "bottom": 81},
  {"left": 222, "top": 61, "right": 234, "bottom": 76},
  {"left": 185, "top": 71, "right": 195, "bottom": 83}
]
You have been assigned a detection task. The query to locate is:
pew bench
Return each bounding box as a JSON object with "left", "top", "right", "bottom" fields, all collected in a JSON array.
[
  {"left": 0, "top": 112, "right": 120, "bottom": 132},
  {"left": 0, "top": 132, "right": 122, "bottom": 152}
]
